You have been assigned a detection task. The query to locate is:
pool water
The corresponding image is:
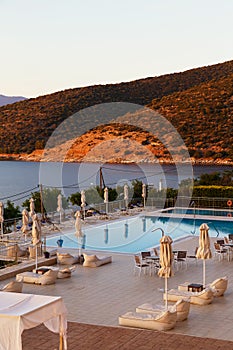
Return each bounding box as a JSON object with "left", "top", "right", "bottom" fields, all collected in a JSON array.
[
  {"left": 164, "top": 207, "right": 233, "bottom": 217},
  {"left": 46, "top": 214, "right": 233, "bottom": 254}
]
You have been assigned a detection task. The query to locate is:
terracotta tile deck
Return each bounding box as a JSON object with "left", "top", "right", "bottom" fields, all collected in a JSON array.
[{"left": 22, "top": 321, "right": 233, "bottom": 350}]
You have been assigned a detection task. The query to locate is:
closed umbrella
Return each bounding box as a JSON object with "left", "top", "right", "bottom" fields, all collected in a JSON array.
[
  {"left": 57, "top": 194, "right": 63, "bottom": 224},
  {"left": 31, "top": 213, "right": 41, "bottom": 270},
  {"left": 158, "top": 235, "right": 174, "bottom": 309},
  {"left": 29, "top": 198, "right": 35, "bottom": 218},
  {"left": 104, "top": 187, "right": 108, "bottom": 214},
  {"left": 124, "top": 184, "right": 129, "bottom": 210},
  {"left": 75, "top": 210, "right": 84, "bottom": 255},
  {"left": 81, "top": 190, "right": 86, "bottom": 219},
  {"left": 21, "top": 209, "right": 30, "bottom": 241},
  {"left": 142, "top": 184, "right": 146, "bottom": 207},
  {"left": 0, "top": 202, "right": 4, "bottom": 236},
  {"left": 196, "top": 223, "right": 212, "bottom": 287}
]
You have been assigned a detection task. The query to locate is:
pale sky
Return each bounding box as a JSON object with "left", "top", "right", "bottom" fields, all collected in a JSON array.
[{"left": 1, "top": 0, "right": 232, "bottom": 98}]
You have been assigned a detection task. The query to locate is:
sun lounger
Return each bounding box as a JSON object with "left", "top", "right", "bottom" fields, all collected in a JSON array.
[
  {"left": 178, "top": 276, "right": 228, "bottom": 297},
  {"left": 208, "top": 276, "right": 228, "bottom": 297},
  {"left": 16, "top": 269, "right": 58, "bottom": 285},
  {"left": 32, "top": 265, "right": 76, "bottom": 279},
  {"left": 119, "top": 309, "right": 177, "bottom": 331},
  {"left": 82, "top": 253, "right": 112, "bottom": 267},
  {"left": 57, "top": 252, "right": 79, "bottom": 265},
  {"left": 136, "top": 298, "right": 190, "bottom": 322},
  {"left": 57, "top": 266, "right": 76, "bottom": 279},
  {"left": 0, "top": 280, "right": 23, "bottom": 293},
  {"left": 165, "top": 288, "right": 213, "bottom": 305}
]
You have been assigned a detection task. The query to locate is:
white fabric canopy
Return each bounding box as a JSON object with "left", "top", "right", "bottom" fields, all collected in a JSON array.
[{"left": 0, "top": 292, "right": 67, "bottom": 350}]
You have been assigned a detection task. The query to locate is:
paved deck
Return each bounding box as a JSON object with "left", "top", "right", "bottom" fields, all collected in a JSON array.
[
  {"left": 1, "top": 235, "right": 233, "bottom": 349},
  {"left": 22, "top": 321, "right": 233, "bottom": 350}
]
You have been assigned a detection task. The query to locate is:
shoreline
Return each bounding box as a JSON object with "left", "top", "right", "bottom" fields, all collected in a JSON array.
[{"left": 0, "top": 153, "right": 233, "bottom": 167}]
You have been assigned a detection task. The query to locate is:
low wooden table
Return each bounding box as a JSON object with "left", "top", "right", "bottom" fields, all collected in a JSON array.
[
  {"left": 178, "top": 282, "right": 203, "bottom": 292},
  {"left": 187, "top": 283, "right": 203, "bottom": 292},
  {"left": 33, "top": 267, "right": 51, "bottom": 275}
]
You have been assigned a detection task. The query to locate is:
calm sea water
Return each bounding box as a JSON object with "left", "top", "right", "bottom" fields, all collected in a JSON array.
[{"left": 0, "top": 161, "right": 232, "bottom": 207}]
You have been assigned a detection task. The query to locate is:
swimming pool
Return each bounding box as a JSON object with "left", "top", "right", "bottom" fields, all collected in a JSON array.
[
  {"left": 46, "top": 214, "right": 233, "bottom": 254},
  {"left": 164, "top": 207, "right": 233, "bottom": 217}
]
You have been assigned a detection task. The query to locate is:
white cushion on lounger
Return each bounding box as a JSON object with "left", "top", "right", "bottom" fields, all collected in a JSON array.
[
  {"left": 119, "top": 310, "right": 177, "bottom": 331},
  {"left": 136, "top": 298, "right": 190, "bottom": 322},
  {"left": 16, "top": 269, "right": 58, "bottom": 285},
  {"left": 165, "top": 288, "right": 213, "bottom": 305}
]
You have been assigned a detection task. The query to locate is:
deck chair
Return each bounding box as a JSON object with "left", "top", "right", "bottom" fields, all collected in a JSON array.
[
  {"left": 214, "top": 243, "right": 228, "bottom": 261},
  {"left": 153, "top": 248, "right": 159, "bottom": 257},
  {"left": 133, "top": 255, "right": 150, "bottom": 276},
  {"left": 187, "top": 247, "right": 198, "bottom": 265},
  {"left": 216, "top": 239, "right": 224, "bottom": 246},
  {"left": 136, "top": 298, "right": 190, "bottom": 322},
  {"left": 141, "top": 251, "right": 151, "bottom": 260},
  {"left": 174, "top": 251, "right": 187, "bottom": 270}
]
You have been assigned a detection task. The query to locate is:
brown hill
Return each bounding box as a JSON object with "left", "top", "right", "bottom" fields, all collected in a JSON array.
[{"left": 0, "top": 60, "right": 233, "bottom": 164}]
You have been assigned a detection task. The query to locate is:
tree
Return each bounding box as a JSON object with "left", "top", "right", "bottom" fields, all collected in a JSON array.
[
  {"left": 22, "top": 192, "right": 42, "bottom": 213},
  {"left": 68, "top": 186, "right": 118, "bottom": 207},
  {"left": 131, "top": 180, "right": 144, "bottom": 199},
  {"left": 22, "top": 189, "right": 68, "bottom": 214},
  {"left": 3, "top": 200, "right": 21, "bottom": 231}
]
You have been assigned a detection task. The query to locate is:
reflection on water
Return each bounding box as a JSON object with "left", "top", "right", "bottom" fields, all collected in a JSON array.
[
  {"left": 104, "top": 227, "right": 109, "bottom": 244},
  {"left": 124, "top": 222, "right": 129, "bottom": 238},
  {"left": 142, "top": 216, "right": 146, "bottom": 232}
]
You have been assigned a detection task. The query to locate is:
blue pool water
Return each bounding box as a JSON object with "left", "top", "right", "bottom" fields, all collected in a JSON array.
[
  {"left": 164, "top": 208, "right": 233, "bottom": 217},
  {"left": 46, "top": 214, "right": 233, "bottom": 254}
]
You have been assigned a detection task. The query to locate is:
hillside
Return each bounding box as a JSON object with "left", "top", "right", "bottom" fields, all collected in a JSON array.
[
  {"left": 0, "top": 60, "right": 233, "bottom": 164},
  {"left": 149, "top": 74, "right": 233, "bottom": 163}
]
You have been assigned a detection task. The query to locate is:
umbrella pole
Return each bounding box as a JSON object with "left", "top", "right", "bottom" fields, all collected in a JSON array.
[
  {"left": 35, "top": 245, "right": 38, "bottom": 271},
  {"left": 78, "top": 238, "right": 81, "bottom": 257},
  {"left": 203, "top": 260, "right": 206, "bottom": 288},
  {"left": 165, "top": 277, "right": 168, "bottom": 310}
]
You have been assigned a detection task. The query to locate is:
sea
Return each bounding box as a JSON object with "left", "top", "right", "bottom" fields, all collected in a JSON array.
[{"left": 0, "top": 161, "right": 232, "bottom": 207}]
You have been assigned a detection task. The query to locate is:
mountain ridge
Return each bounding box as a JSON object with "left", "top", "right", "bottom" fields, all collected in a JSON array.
[
  {"left": 0, "top": 60, "right": 233, "bottom": 164},
  {"left": 0, "top": 94, "right": 27, "bottom": 107}
]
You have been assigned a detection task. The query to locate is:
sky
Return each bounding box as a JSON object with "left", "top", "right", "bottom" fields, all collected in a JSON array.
[{"left": 1, "top": 0, "right": 233, "bottom": 98}]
